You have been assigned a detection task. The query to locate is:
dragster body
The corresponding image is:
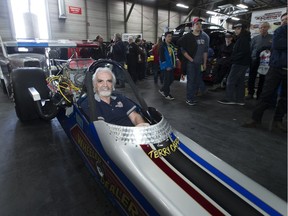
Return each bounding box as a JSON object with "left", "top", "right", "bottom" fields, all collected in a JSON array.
[
  {"left": 55, "top": 60, "right": 286, "bottom": 215},
  {"left": 6, "top": 41, "right": 285, "bottom": 216}
]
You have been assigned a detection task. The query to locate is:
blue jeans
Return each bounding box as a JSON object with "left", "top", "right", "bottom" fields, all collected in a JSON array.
[
  {"left": 153, "top": 62, "right": 163, "bottom": 84},
  {"left": 186, "top": 62, "right": 205, "bottom": 101},
  {"left": 114, "top": 61, "right": 125, "bottom": 83},
  {"left": 225, "top": 64, "right": 248, "bottom": 103}
]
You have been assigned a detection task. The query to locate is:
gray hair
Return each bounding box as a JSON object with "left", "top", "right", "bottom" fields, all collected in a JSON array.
[
  {"left": 114, "top": 33, "right": 122, "bottom": 41},
  {"left": 128, "top": 36, "right": 133, "bottom": 42},
  {"left": 260, "top": 22, "right": 270, "bottom": 28},
  {"left": 92, "top": 67, "right": 116, "bottom": 89}
]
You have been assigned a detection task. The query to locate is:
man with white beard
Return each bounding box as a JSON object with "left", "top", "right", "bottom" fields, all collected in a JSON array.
[{"left": 92, "top": 67, "right": 148, "bottom": 126}]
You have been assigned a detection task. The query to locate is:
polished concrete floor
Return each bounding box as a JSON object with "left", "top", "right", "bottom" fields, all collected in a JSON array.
[{"left": 0, "top": 76, "right": 286, "bottom": 215}]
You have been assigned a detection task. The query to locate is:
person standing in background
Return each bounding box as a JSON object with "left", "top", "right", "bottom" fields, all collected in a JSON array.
[
  {"left": 209, "top": 32, "right": 234, "bottom": 91},
  {"left": 152, "top": 37, "right": 163, "bottom": 84},
  {"left": 135, "top": 38, "right": 145, "bottom": 81},
  {"left": 111, "top": 33, "right": 127, "bottom": 88},
  {"left": 247, "top": 22, "right": 272, "bottom": 99},
  {"left": 255, "top": 46, "right": 271, "bottom": 99},
  {"left": 218, "top": 22, "right": 251, "bottom": 105},
  {"left": 92, "top": 34, "right": 107, "bottom": 60},
  {"left": 127, "top": 37, "right": 139, "bottom": 83},
  {"left": 158, "top": 31, "right": 176, "bottom": 100},
  {"left": 178, "top": 18, "right": 210, "bottom": 106},
  {"left": 242, "top": 12, "right": 287, "bottom": 131}
]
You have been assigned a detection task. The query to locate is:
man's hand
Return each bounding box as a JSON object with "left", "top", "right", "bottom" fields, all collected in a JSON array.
[
  {"left": 202, "top": 63, "right": 207, "bottom": 71},
  {"left": 136, "top": 123, "right": 150, "bottom": 127}
]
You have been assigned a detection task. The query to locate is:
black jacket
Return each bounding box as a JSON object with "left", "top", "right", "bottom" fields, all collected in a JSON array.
[
  {"left": 177, "top": 32, "right": 198, "bottom": 75},
  {"left": 231, "top": 31, "right": 251, "bottom": 66},
  {"left": 269, "top": 24, "right": 287, "bottom": 68},
  {"left": 177, "top": 32, "right": 198, "bottom": 60},
  {"left": 112, "top": 40, "right": 127, "bottom": 62}
]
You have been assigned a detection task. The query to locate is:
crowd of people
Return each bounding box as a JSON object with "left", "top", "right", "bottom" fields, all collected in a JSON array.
[{"left": 84, "top": 12, "right": 287, "bottom": 131}]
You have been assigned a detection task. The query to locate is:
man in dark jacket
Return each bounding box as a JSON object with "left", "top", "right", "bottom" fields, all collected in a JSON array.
[
  {"left": 92, "top": 35, "right": 107, "bottom": 60},
  {"left": 209, "top": 32, "right": 234, "bottom": 91},
  {"left": 111, "top": 33, "right": 127, "bottom": 87},
  {"left": 127, "top": 37, "right": 138, "bottom": 83},
  {"left": 218, "top": 22, "right": 251, "bottom": 105},
  {"left": 243, "top": 12, "right": 287, "bottom": 131}
]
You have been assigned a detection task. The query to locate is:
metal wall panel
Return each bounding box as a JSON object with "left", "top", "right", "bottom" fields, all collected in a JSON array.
[
  {"left": 126, "top": 3, "right": 142, "bottom": 34},
  {"left": 142, "top": 5, "right": 156, "bottom": 42},
  {"left": 48, "top": 0, "right": 86, "bottom": 40},
  {"left": 87, "top": 0, "right": 107, "bottom": 40},
  {"left": 158, "top": 9, "right": 169, "bottom": 35},
  {"left": 0, "top": 0, "right": 13, "bottom": 40},
  {"left": 109, "top": 0, "right": 125, "bottom": 40},
  {"left": 169, "top": 11, "right": 181, "bottom": 30},
  {"left": 126, "top": 3, "right": 156, "bottom": 42},
  {"left": 1, "top": 0, "right": 185, "bottom": 42}
]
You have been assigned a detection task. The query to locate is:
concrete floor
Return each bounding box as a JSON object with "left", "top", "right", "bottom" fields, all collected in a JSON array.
[{"left": 0, "top": 76, "right": 286, "bottom": 215}]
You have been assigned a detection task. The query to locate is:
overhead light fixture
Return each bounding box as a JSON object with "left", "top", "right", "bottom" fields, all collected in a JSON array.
[
  {"left": 176, "top": 3, "right": 189, "bottom": 9},
  {"left": 237, "top": 4, "right": 248, "bottom": 9},
  {"left": 231, "top": 17, "right": 240, "bottom": 20},
  {"left": 206, "top": 11, "right": 218, "bottom": 15}
]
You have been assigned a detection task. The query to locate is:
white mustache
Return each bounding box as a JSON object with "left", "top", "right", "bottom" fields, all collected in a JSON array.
[{"left": 99, "top": 88, "right": 112, "bottom": 97}]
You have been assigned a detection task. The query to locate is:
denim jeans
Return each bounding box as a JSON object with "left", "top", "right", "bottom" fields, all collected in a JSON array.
[
  {"left": 153, "top": 62, "right": 163, "bottom": 84},
  {"left": 248, "top": 58, "right": 260, "bottom": 96},
  {"left": 114, "top": 61, "right": 125, "bottom": 83},
  {"left": 252, "top": 67, "right": 287, "bottom": 122},
  {"left": 186, "top": 62, "right": 205, "bottom": 101},
  {"left": 225, "top": 64, "right": 248, "bottom": 103},
  {"left": 160, "top": 69, "right": 174, "bottom": 96}
]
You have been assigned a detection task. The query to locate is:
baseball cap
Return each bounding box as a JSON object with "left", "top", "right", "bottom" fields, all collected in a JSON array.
[
  {"left": 232, "top": 22, "right": 247, "bottom": 29},
  {"left": 192, "top": 17, "right": 203, "bottom": 25},
  {"left": 225, "top": 32, "right": 233, "bottom": 37}
]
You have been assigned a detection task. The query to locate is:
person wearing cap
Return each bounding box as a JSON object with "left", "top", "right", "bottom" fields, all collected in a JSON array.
[
  {"left": 218, "top": 22, "right": 251, "bottom": 105},
  {"left": 209, "top": 32, "right": 235, "bottom": 91},
  {"left": 177, "top": 17, "right": 210, "bottom": 106},
  {"left": 247, "top": 22, "right": 273, "bottom": 100},
  {"left": 243, "top": 12, "right": 287, "bottom": 131}
]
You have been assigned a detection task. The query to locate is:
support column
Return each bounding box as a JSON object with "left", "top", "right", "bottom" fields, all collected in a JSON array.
[{"left": 106, "top": 0, "right": 111, "bottom": 40}]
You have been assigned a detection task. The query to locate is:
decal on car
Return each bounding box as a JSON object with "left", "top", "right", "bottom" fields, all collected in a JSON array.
[
  {"left": 70, "top": 124, "right": 147, "bottom": 216},
  {"left": 147, "top": 137, "right": 180, "bottom": 159}
]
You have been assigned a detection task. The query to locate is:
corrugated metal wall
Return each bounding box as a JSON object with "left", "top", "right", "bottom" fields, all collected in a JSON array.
[
  {"left": 0, "top": 0, "right": 185, "bottom": 42},
  {"left": 87, "top": 0, "right": 107, "bottom": 41},
  {"left": 0, "top": 0, "right": 13, "bottom": 40}
]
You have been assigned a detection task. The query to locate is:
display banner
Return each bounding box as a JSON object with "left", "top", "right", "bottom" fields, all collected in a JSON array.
[
  {"left": 122, "top": 33, "right": 142, "bottom": 42},
  {"left": 250, "top": 7, "right": 286, "bottom": 37}
]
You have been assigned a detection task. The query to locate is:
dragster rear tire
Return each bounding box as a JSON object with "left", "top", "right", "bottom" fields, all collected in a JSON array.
[{"left": 11, "top": 68, "right": 49, "bottom": 121}]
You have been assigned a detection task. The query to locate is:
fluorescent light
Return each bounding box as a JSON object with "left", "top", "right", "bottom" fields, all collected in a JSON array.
[
  {"left": 237, "top": 4, "right": 248, "bottom": 9},
  {"left": 231, "top": 17, "right": 240, "bottom": 21},
  {"left": 206, "top": 11, "right": 218, "bottom": 15},
  {"left": 176, "top": 3, "right": 189, "bottom": 9}
]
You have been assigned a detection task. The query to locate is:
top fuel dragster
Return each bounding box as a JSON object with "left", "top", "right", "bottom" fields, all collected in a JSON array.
[{"left": 8, "top": 39, "right": 287, "bottom": 215}]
